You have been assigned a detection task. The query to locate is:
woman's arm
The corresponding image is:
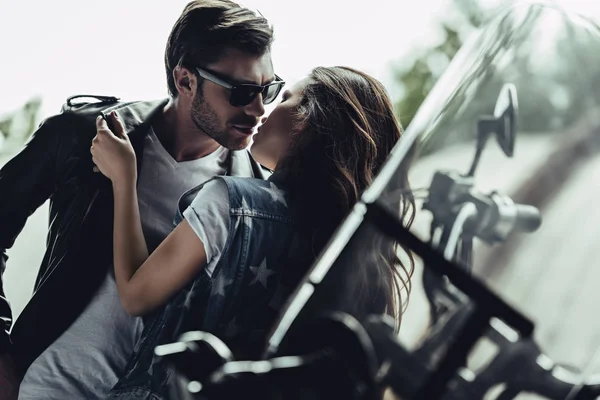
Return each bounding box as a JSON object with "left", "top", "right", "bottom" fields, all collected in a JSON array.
[
  {"left": 91, "top": 112, "right": 208, "bottom": 316},
  {"left": 113, "top": 178, "right": 207, "bottom": 315}
]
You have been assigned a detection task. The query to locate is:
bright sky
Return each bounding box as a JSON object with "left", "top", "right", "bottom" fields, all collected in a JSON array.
[{"left": 0, "top": 0, "right": 598, "bottom": 119}]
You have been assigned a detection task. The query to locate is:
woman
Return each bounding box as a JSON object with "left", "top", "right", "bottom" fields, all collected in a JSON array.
[{"left": 91, "top": 66, "right": 414, "bottom": 357}]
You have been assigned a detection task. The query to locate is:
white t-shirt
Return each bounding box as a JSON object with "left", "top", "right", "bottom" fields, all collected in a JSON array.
[
  {"left": 18, "top": 128, "right": 229, "bottom": 400},
  {"left": 183, "top": 179, "right": 230, "bottom": 277}
]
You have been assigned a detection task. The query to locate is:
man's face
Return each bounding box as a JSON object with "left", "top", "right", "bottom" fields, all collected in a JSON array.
[{"left": 191, "top": 48, "right": 275, "bottom": 150}]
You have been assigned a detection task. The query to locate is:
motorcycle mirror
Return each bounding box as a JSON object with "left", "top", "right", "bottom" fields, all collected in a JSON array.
[
  {"left": 467, "top": 83, "right": 518, "bottom": 177},
  {"left": 493, "top": 83, "right": 518, "bottom": 157}
]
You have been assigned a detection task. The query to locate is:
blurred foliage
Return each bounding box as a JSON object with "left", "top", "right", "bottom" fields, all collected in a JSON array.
[
  {"left": 0, "top": 97, "right": 43, "bottom": 148},
  {"left": 393, "top": 0, "right": 486, "bottom": 128},
  {"left": 392, "top": 0, "right": 600, "bottom": 158}
]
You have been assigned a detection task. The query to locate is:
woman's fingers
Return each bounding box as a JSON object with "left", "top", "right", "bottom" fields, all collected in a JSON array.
[
  {"left": 92, "top": 111, "right": 133, "bottom": 175},
  {"left": 108, "top": 111, "right": 127, "bottom": 139},
  {"left": 96, "top": 111, "right": 127, "bottom": 140},
  {"left": 96, "top": 114, "right": 108, "bottom": 132}
]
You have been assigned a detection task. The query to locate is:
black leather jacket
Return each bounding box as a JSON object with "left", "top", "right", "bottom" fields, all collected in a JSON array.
[{"left": 0, "top": 96, "right": 269, "bottom": 376}]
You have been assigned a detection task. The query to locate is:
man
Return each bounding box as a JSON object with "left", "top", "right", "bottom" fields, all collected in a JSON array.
[{"left": 0, "top": 1, "right": 282, "bottom": 398}]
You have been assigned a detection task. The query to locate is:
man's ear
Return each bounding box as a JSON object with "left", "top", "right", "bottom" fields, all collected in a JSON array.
[{"left": 173, "top": 66, "right": 197, "bottom": 98}]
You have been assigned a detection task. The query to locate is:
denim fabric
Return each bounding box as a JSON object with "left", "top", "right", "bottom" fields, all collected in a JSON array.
[{"left": 107, "top": 176, "right": 299, "bottom": 399}]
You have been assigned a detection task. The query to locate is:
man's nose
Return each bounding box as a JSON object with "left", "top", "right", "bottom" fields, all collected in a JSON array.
[
  {"left": 243, "top": 94, "right": 266, "bottom": 118},
  {"left": 261, "top": 116, "right": 268, "bottom": 124}
]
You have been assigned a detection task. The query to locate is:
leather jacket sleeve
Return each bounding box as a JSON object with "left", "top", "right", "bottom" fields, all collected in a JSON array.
[{"left": 0, "top": 115, "right": 64, "bottom": 352}]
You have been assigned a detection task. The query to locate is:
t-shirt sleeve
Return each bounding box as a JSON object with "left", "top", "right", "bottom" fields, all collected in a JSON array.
[{"left": 182, "top": 178, "right": 230, "bottom": 276}]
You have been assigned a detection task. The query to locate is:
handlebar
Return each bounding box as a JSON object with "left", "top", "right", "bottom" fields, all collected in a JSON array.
[
  {"left": 157, "top": 312, "right": 600, "bottom": 400},
  {"left": 156, "top": 164, "right": 583, "bottom": 399},
  {"left": 512, "top": 203, "right": 542, "bottom": 233},
  {"left": 423, "top": 171, "right": 542, "bottom": 245}
]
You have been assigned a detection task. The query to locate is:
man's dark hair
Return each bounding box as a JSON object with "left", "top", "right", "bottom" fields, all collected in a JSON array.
[{"left": 165, "top": 0, "right": 274, "bottom": 97}]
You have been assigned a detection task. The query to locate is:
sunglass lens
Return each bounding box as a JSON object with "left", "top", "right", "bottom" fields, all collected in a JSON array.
[
  {"left": 231, "top": 87, "right": 261, "bottom": 107},
  {"left": 230, "top": 82, "right": 284, "bottom": 106},
  {"left": 263, "top": 83, "right": 284, "bottom": 105}
]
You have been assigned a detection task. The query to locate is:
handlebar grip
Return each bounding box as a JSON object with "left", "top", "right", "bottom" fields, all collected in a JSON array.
[{"left": 514, "top": 204, "right": 542, "bottom": 233}]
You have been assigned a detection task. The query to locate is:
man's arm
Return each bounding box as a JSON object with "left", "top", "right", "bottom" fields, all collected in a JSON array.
[{"left": 0, "top": 115, "right": 64, "bottom": 350}]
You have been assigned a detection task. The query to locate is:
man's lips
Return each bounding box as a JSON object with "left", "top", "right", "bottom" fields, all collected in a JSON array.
[{"left": 231, "top": 125, "right": 255, "bottom": 135}]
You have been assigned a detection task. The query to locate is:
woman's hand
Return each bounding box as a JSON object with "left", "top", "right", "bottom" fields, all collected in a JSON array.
[{"left": 90, "top": 111, "right": 137, "bottom": 186}]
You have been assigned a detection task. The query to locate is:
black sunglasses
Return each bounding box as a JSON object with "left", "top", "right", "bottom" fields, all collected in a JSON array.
[{"left": 196, "top": 67, "right": 285, "bottom": 107}]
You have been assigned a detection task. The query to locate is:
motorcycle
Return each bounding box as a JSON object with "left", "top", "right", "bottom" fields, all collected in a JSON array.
[{"left": 154, "top": 2, "right": 600, "bottom": 399}]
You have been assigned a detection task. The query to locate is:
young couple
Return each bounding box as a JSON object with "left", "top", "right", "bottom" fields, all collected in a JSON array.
[{"left": 0, "top": 0, "right": 413, "bottom": 398}]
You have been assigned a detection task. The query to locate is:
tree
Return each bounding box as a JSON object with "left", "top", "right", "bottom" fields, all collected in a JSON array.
[
  {"left": 392, "top": 0, "right": 600, "bottom": 157},
  {"left": 393, "top": 0, "right": 486, "bottom": 128},
  {"left": 0, "top": 97, "right": 43, "bottom": 150}
]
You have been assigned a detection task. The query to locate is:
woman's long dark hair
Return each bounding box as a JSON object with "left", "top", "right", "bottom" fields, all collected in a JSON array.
[{"left": 277, "top": 66, "right": 415, "bottom": 330}]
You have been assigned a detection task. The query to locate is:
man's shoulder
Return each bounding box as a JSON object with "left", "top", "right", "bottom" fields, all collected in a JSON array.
[
  {"left": 60, "top": 94, "right": 122, "bottom": 114},
  {"left": 41, "top": 96, "right": 167, "bottom": 139},
  {"left": 60, "top": 96, "right": 167, "bottom": 119},
  {"left": 39, "top": 95, "right": 128, "bottom": 131},
  {"left": 57, "top": 95, "right": 139, "bottom": 125}
]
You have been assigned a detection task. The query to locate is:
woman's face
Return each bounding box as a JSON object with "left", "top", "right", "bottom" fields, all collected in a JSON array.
[{"left": 250, "top": 78, "right": 307, "bottom": 170}]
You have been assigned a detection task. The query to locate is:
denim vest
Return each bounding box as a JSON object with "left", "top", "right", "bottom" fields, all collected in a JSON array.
[{"left": 107, "top": 175, "right": 300, "bottom": 399}]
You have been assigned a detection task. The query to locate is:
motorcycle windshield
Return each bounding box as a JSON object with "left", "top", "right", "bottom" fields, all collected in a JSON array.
[{"left": 267, "top": 2, "right": 600, "bottom": 392}]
